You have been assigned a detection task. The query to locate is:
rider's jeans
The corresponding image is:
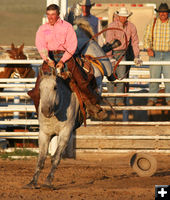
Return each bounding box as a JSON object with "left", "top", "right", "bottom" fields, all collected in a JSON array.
[
  {"left": 149, "top": 51, "right": 170, "bottom": 102},
  {"left": 106, "top": 52, "right": 126, "bottom": 104}
]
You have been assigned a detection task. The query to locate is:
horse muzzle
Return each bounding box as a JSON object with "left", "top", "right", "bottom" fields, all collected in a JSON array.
[{"left": 41, "top": 106, "right": 54, "bottom": 118}]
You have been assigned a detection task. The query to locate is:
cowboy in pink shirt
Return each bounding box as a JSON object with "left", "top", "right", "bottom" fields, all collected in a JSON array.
[
  {"left": 28, "top": 4, "right": 108, "bottom": 120},
  {"left": 106, "top": 7, "right": 141, "bottom": 106},
  {"left": 106, "top": 19, "right": 140, "bottom": 57},
  {"left": 36, "top": 8, "right": 77, "bottom": 69},
  {"left": 106, "top": 10, "right": 140, "bottom": 59}
]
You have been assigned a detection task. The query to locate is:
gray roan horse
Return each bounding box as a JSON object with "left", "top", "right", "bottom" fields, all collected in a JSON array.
[
  {"left": 25, "top": 19, "right": 114, "bottom": 189},
  {"left": 26, "top": 67, "right": 80, "bottom": 189}
]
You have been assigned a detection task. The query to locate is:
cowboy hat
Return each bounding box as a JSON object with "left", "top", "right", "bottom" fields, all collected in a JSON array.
[
  {"left": 155, "top": 3, "right": 170, "bottom": 13},
  {"left": 115, "top": 7, "right": 133, "bottom": 17},
  {"left": 130, "top": 153, "right": 157, "bottom": 177},
  {"left": 79, "top": 0, "right": 95, "bottom": 6}
]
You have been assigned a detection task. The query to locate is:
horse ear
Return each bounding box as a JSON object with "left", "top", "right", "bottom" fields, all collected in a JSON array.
[
  {"left": 18, "top": 43, "right": 24, "bottom": 54},
  {"left": 20, "top": 43, "right": 24, "bottom": 50},
  {"left": 11, "top": 43, "right": 15, "bottom": 50}
]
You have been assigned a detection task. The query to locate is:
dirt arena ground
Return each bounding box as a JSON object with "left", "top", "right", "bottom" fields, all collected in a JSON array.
[{"left": 0, "top": 153, "right": 170, "bottom": 200}]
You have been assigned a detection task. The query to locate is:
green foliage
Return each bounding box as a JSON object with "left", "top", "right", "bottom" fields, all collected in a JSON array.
[{"left": 0, "top": 148, "right": 38, "bottom": 159}]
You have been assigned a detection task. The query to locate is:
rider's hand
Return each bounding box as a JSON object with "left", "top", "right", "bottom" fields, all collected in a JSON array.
[
  {"left": 56, "top": 60, "right": 64, "bottom": 69},
  {"left": 56, "top": 60, "right": 64, "bottom": 75},
  {"left": 147, "top": 48, "right": 154, "bottom": 57},
  {"left": 134, "top": 57, "right": 143, "bottom": 66},
  {"left": 46, "top": 58, "right": 55, "bottom": 68}
]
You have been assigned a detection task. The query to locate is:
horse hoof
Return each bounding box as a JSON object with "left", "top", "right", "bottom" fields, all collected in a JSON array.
[
  {"left": 41, "top": 184, "right": 57, "bottom": 190},
  {"left": 23, "top": 183, "right": 40, "bottom": 189}
]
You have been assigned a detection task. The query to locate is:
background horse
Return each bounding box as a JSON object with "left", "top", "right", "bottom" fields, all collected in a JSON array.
[
  {"left": 0, "top": 43, "right": 35, "bottom": 91},
  {"left": 26, "top": 66, "right": 80, "bottom": 189}
]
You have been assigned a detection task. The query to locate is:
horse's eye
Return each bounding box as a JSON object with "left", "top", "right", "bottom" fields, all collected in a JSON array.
[{"left": 54, "top": 86, "right": 57, "bottom": 90}]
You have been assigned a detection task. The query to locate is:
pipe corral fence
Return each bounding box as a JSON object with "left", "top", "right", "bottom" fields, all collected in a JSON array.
[{"left": 1, "top": 58, "right": 170, "bottom": 156}]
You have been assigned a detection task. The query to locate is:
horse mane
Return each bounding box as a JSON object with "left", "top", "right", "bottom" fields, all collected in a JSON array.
[{"left": 74, "top": 17, "right": 95, "bottom": 39}]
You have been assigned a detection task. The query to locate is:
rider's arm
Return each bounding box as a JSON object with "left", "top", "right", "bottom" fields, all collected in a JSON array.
[
  {"left": 130, "top": 23, "right": 140, "bottom": 58},
  {"left": 60, "top": 23, "right": 78, "bottom": 63},
  {"left": 35, "top": 25, "right": 50, "bottom": 61}
]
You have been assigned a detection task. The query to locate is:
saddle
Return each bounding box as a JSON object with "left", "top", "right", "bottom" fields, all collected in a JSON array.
[
  {"left": 75, "top": 55, "right": 104, "bottom": 76},
  {"left": 61, "top": 56, "right": 108, "bottom": 125},
  {"left": 28, "top": 56, "right": 108, "bottom": 127}
]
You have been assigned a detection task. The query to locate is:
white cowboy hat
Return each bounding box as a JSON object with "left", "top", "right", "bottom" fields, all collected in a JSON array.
[
  {"left": 79, "top": 0, "right": 95, "bottom": 6},
  {"left": 115, "top": 7, "right": 133, "bottom": 17}
]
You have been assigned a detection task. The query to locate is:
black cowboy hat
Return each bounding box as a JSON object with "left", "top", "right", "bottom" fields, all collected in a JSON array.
[
  {"left": 79, "top": 0, "right": 95, "bottom": 6},
  {"left": 155, "top": 3, "right": 170, "bottom": 13}
]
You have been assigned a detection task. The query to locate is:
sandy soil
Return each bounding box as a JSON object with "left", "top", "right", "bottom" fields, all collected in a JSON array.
[{"left": 0, "top": 153, "right": 170, "bottom": 200}]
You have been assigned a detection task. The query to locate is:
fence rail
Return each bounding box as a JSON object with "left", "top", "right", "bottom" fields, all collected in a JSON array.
[
  {"left": 1, "top": 105, "right": 170, "bottom": 112},
  {"left": 1, "top": 60, "right": 170, "bottom": 65},
  {"left": 2, "top": 92, "right": 170, "bottom": 97},
  {"left": 1, "top": 59, "right": 170, "bottom": 153}
]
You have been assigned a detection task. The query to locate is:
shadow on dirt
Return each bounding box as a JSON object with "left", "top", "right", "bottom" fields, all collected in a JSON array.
[{"left": 154, "top": 171, "right": 170, "bottom": 177}]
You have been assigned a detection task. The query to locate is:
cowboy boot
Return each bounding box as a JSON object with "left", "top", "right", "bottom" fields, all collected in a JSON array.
[
  {"left": 68, "top": 58, "right": 101, "bottom": 105},
  {"left": 67, "top": 58, "right": 108, "bottom": 120},
  {"left": 81, "top": 94, "right": 108, "bottom": 120},
  {"left": 85, "top": 102, "right": 108, "bottom": 120}
]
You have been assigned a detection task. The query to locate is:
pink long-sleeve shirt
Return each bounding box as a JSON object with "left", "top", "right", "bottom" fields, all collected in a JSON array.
[
  {"left": 35, "top": 18, "right": 78, "bottom": 63},
  {"left": 106, "top": 20, "right": 140, "bottom": 58}
]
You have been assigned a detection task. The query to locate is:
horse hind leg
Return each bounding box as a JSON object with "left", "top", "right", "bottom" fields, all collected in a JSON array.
[
  {"left": 44, "top": 129, "right": 72, "bottom": 187},
  {"left": 24, "top": 131, "right": 50, "bottom": 189}
]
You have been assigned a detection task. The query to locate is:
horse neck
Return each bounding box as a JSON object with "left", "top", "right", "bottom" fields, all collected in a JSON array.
[
  {"left": 55, "top": 78, "right": 72, "bottom": 114},
  {"left": 74, "top": 26, "right": 91, "bottom": 52},
  {"left": 40, "top": 77, "right": 71, "bottom": 116},
  {"left": 54, "top": 78, "right": 64, "bottom": 113}
]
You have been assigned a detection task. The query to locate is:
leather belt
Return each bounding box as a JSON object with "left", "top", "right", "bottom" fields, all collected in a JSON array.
[
  {"left": 49, "top": 50, "right": 65, "bottom": 60},
  {"left": 49, "top": 50, "right": 65, "bottom": 54}
]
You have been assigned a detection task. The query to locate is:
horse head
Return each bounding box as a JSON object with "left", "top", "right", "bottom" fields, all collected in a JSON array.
[
  {"left": 6, "top": 43, "right": 27, "bottom": 60},
  {"left": 5, "top": 43, "right": 35, "bottom": 78},
  {"left": 39, "top": 65, "right": 58, "bottom": 118}
]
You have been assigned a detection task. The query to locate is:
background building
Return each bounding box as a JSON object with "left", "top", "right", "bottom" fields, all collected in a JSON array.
[{"left": 0, "top": 0, "right": 169, "bottom": 45}]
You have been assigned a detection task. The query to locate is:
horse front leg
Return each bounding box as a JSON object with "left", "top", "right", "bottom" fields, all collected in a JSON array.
[
  {"left": 44, "top": 128, "right": 72, "bottom": 187},
  {"left": 25, "top": 131, "right": 50, "bottom": 189}
]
